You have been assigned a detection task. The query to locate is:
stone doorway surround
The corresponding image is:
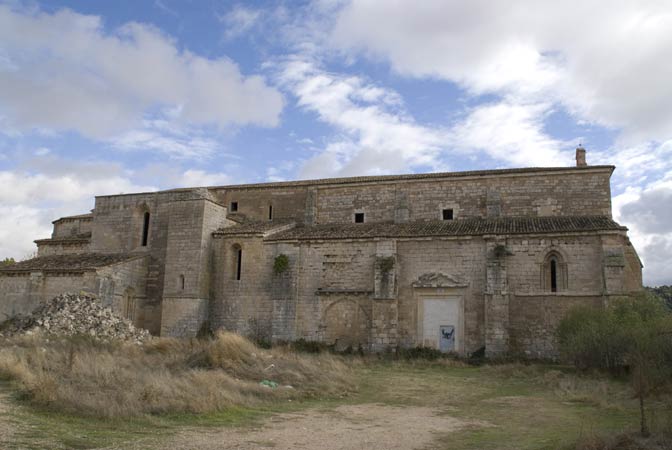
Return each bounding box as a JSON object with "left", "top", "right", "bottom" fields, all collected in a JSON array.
[{"left": 412, "top": 273, "right": 469, "bottom": 355}]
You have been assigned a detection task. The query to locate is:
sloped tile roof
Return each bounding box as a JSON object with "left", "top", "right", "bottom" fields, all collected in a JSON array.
[
  {"left": 34, "top": 232, "right": 92, "bottom": 245},
  {"left": 266, "top": 216, "right": 626, "bottom": 241},
  {"left": 213, "top": 219, "right": 296, "bottom": 236},
  {"left": 0, "top": 253, "right": 141, "bottom": 273},
  {"left": 52, "top": 213, "right": 93, "bottom": 223}
]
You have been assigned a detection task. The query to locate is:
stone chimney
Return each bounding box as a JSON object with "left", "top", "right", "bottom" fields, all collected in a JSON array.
[{"left": 576, "top": 146, "right": 587, "bottom": 167}]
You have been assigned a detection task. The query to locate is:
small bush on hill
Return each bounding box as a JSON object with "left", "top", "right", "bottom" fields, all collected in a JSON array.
[{"left": 0, "top": 331, "right": 353, "bottom": 418}]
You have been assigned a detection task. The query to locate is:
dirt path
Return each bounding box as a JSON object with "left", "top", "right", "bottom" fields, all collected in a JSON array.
[
  {"left": 0, "top": 386, "right": 18, "bottom": 448},
  {"left": 161, "top": 403, "right": 481, "bottom": 450}
]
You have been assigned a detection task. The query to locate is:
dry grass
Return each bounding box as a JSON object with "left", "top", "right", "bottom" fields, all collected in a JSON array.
[
  {"left": 479, "top": 363, "right": 634, "bottom": 409},
  {"left": 0, "top": 331, "right": 354, "bottom": 418},
  {"left": 575, "top": 433, "right": 672, "bottom": 450}
]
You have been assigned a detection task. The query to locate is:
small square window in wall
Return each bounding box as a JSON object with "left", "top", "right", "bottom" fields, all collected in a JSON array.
[
  {"left": 230, "top": 201, "right": 238, "bottom": 212},
  {"left": 442, "top": 209, "right": 454, "bottom": 220},
  {"left": 354, "top": 212, "right": 365, "bottom": 223}
]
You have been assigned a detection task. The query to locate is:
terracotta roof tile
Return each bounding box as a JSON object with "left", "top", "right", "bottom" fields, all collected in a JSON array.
[
  {"left": 267, "top": 216, "right": 625, "bottom": 241},
  {"left": 35, "top": 232, "right": 92, "bottom": 245},
  {"left": 52, "top": 213, "right": 93, "bottom": 223},
  {"left": 213, "top": 220, "right": 296, "bottom": 236},
  {"left": 0, "top": 253, "right": 141, "bottom": 273}
]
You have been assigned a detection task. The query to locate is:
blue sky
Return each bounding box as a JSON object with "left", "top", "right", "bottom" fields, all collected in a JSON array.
[{"left": 1, "top": 0, "right": 671, "bottom": 285}]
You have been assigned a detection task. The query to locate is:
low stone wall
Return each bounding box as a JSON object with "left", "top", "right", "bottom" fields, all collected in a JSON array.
[{"left": 0, "top": 271, "right": 98, "bottom": 320}]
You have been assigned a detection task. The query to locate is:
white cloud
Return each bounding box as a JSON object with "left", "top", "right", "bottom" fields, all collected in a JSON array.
[
  {"left": 275, "top": 56, "right": 569, "bottom": 178},
  {"left": 276, "top": 57, "right": 448, "bottom": 177},
  {"left": 0, "top": 5, "right": 283, "bottom": 139},
  {"left": 178, "top": 169, "right": 233, "bottom": 187},
  {"left": 613, "top": 172, "right": 672, "bottom": 286},
  {"left": 0, "top": 169, "right": 155, "bottom": 206},
  {"left": 327, "top": 0, "right": 672, "bottom": 284},
  {"left": 448, "top": 102, "right": 566, "bottom": 167},
  {"left": 0, "top": 156, "right": 156, "bottom": 260},
  {"left": 219, "top": 5, "right": 262, "bottom": 40},
  {"left": 0, "top": 204, "right": 48, "bottom": 260},
  {"left": 332, "top": 0, "right": 672, "bottom": 142},
  {"left": 109, "top": 119, "right": 227, "bottom": 159}
]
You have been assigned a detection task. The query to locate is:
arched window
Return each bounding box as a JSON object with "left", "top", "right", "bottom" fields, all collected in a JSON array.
[
  {"left": 542, "top": 251, "right": 567, "bottom": 292},
  {"left": 141, "top": 211, "right": 150, "bottom": 247},
  {"left": 550, "top": 257, "right": 558, "bottom": 292},
  {"left": 232, "top": 244, "right": 242, "bottom": 280}
]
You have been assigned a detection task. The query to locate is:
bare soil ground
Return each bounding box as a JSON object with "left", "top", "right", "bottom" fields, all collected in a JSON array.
[
  {"left": 0, "top": 388, "right": 18, "bottom": 448},
  {"left": 161, "top": 403, "right": 483, "bottom": 450}
]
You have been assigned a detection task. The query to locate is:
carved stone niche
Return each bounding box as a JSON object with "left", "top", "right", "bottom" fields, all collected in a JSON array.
[{"left": 411, "top": 272, "right": 469, "bottom": 289}]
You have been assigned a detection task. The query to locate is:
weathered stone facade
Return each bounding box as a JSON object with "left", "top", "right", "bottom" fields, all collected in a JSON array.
[{"left": 0, "top": 151, "right": 643, "bottom": 357}]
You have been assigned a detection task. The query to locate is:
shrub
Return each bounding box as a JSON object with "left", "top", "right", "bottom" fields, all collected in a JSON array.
[
  {"left": 290, "top": 338, "right": 327, "bottom": 354},
  {"left": 395, "top": 346, "right": 447, "bottom": 361},
  {"left": 557, "top": 305, "right": 629, "bottom": 372},
  {"left": 273, "top": 254, "right": 289, "bottom": 274},
  {"left": 558, "top": 293, "right": 672, "bottom": 436}
]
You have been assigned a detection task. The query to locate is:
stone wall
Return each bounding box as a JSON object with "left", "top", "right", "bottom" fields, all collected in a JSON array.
[
  {"left": 160, "top": 197, "right": 228, "bottom": 337},
  {"left": 509, "top": 294, "right": 603, "bottom": 359},
  {"left": 36, "top": 240, "right": 91, "bottom": 257},
  {"left": 0, "top": 271, "right": 97, "bottom": 319},
  {"left": 314, "top": 168, "right": 613, "bottom": 224},
  {"left": 96, "top": 256, "right": 151, "bottom": 330},
  {"left": 52, "top": 216, "right": 92, "bottom": 238},
  {"left": 207, "top": 228, "right": 637, "bottom": 356},
  {"left": 395, "top": 238, "right": 487, "bottom": 352},
  {"left": 213, "top": 186, "right": 308, "bottom": 222},
  {"left": 90, "top": 192, "right": 158, "bottom": 253},
  {"left": 207, "top": 166, "right": 612, "bottom": 226},
  {"left": 505, "top": 234, "right": 605, "bottom": 295}
]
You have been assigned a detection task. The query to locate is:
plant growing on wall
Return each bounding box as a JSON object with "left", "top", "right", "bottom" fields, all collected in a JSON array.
[
  {"left": 493, "top": 244, "right": 512, "bottom": 258},
  {"left": 273, "top": 254, "right": 289, "bottom": 274},
  {"left": 378, "top": 256, "right": 395, "bottom": 273}
]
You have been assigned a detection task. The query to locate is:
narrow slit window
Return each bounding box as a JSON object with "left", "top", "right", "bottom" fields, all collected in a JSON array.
[
  {"left": 141, "top": 211, "right": 150, "bottom": 247},
  {"left": 354, "top": 212, "right": 365, "bottom": 223},
  {"left": 180, "top": 274, "right": 185, "bottom": 290},
  {"left": 550, "top": 258, "right": 557, "bottom": 292},
  {"left": 442, "top": 209, "right": 454, "bottom": 220},
  {"left": 236, "top": 248, "right": 242, "bottom": 280},
  {"left": 268, "top": 204, "right": 273, "bottom": 221},
  {"left": 230, "top": 201, "right": 238, "bottom": 212}
]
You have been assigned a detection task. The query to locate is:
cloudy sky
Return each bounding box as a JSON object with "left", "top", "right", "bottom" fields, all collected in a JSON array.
[{"left": 0, "top": 0, "right": 671, "bottom": 285}]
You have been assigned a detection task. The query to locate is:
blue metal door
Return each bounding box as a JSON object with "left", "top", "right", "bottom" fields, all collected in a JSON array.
[{"left": 439, "top": 325, "right": 455, "bottom": 352}]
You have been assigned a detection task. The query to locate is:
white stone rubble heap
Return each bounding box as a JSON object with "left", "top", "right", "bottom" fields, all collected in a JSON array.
[{"left": 0, "top": 292, "right": 151, "bottom": 342}]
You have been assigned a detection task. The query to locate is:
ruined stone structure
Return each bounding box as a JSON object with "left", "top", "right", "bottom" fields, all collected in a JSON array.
[{"left": 0, "top": 149, "right": 643, "bottom": 357}]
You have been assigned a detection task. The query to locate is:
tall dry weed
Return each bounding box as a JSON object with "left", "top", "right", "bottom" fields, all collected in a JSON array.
[{"left": 0, "top": 332, "right": 354, "bottom": 417}]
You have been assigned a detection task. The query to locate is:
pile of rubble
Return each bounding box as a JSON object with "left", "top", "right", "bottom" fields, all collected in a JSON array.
[{"left": 0, "top": 292, "right": 151, "bottom": 343}]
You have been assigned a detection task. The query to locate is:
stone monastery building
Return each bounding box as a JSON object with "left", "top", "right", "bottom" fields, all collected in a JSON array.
[{"left": 0, "top": 148, "right": 642, "bottom": 357}]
